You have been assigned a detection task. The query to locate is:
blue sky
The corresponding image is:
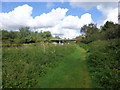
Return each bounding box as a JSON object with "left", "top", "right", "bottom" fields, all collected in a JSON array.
[
  {"left": 2, "top": 2, "right": 102, "bottom": 22},
  {"left": 0, "top": 2, "right": 118, "bottom": 38}
]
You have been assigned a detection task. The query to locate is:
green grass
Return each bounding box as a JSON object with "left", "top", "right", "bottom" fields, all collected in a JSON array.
[
  {"left": 2, "top": 44, "right": 76, "bottom": 88},
  {"left": 3, "top": 44, "right": 94, "bottom": 88},
  {"left": 36, "top": 45, "right": 93, "bottom": 88}
]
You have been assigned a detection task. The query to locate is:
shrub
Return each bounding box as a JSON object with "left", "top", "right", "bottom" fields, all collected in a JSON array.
[
  {"left": 83, "top": 39, "right": 119, "bottom": 88},
  {"left": 2, "top": 44, "right": 77, "bottom": 88}
]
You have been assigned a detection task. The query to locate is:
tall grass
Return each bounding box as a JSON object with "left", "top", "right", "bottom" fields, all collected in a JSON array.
[
  {"left": 79, "top": 39, "right": 119, "bottom": 88},
  {"left": 2, "top": 44, "right": 76, "bottom": 88}
]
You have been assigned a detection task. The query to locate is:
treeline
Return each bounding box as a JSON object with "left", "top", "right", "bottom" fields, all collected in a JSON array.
[
  {"left": 79, "top": 21, "right": 120, "bottom": 88},
  {"left": 1, "top": 27, "right": 53, "bottom": 46}
]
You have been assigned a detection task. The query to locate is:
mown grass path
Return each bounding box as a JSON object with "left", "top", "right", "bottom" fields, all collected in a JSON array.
[{"left": 37, "top": 45, "right": 93, "bottom": 88}]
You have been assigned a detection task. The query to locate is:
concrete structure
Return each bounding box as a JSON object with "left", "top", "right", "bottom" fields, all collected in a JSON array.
[{"left": 50, "top": 39, "right": 77, "bottom": 44}]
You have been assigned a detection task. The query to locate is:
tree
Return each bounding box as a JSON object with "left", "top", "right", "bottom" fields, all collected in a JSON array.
[
  {"left": 40, "top": 31, "right": 52, "bottom": 42},
  {"left": 55, "top": 36, "right": 60, "bottom": 39},
  {"left": 81, "top": 23, "right": 99, "bottom": 38},
  {"left": 75, "top": 35, "right": 84, "bottom": 42},
  {"left": 100, "top": 21, "right": 120, "bottom": 40},
  {"left": 19, "top": 27, "right": 33, "bottom": 43},
  {"left": 101, "top": 21, "right": 114, "bottom": 31},
  {"left": 2, "top": 27, "right": 53, "bottom": 45},
  {"left": 80, "top": 23, "right": 99, "bottom": 43}
]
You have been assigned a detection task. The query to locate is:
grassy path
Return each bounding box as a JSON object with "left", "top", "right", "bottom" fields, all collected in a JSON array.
[{"left": 36, "top": 45, "right": 93, "bottom": 88}]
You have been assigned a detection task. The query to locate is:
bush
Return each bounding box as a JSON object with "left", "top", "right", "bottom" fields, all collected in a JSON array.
[
  {"left": 2, "top": 44, "right": 77, "bottom": 88},
  {"left": 83, "top": 39, "right": 119, "bottom": 88}
]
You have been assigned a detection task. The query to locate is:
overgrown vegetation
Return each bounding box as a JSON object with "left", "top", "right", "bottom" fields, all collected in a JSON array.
[
  {"left": 2, "top": 21, "right": 119, "bottom": 88},
  {"left": 2, "top": 44, "right": 76, "bottom": 88},
  {"left": 79, "top": 21, "right": 120, "bottom": 88}
]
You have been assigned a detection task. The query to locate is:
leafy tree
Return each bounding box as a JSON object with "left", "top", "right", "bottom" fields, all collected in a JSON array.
[
  {"left": 100, "top": 21, "right": 120, "bottom": 40},
  {"left": 19, "top": 27, "right": 33, "bottom": 43},
  {"left": 80, "top": 23, "right": 99, "bottom": 43},
  {"left": 101, "top": 21, "right": 114, "bottom": 31},
  {"left": 81, "top": 23, "right": 99, "bottom": 38},
  {"left": 2, "top": 30, "right": 10, "bottom": 40},
  {"left": 55, "top": 36, "right": 61, "bottom": 39},
  {"left": 79, "top": 21, "right": 120, "bottom": 88},
  {"left": 40, "top": 31, "right": 52, "bottom": 42},
  {"left": 75, "top": 35, "right": 84, "bottom": 42},
  {"left": 2, "top": 27, "right": 53, "bottom": 45}
]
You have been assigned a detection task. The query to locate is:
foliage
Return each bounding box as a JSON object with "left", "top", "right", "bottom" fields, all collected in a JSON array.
[
  {"left": 87, "top": 40, "right": 119, "bottom": 88},
  {"left": 79, "top": 21, "right": 120, "bottom": 88},
  {"left": 80, "top": 23, "right": 99, "bottom": 43},
  {"left": 2, "top": 44, "right": 76, "bottom": 88},
  {"left": 54, "top": 36, "right": 61, "bottom": 39},
  {"left": 2, "top": 27, "right": 53, "bottom": 46},
  {"left": 100, "top": 21, "right": 120, "bottom": 40},
  {"left": 81, "top": 23, "right": 99, "bottom": 38}
]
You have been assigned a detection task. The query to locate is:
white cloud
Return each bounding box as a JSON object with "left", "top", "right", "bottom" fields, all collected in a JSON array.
[
  {"left": 69, "top": 1, "right": 118, "bottom": 27},
  {"left": 61, "top": 15, "right": 80, "bottom": 29},
  {"left": 0, "top": 4, "right": 33, "bottom": 30},
  {"left": 34, "top": 25, "right": 80, "bottom": 39},
  {"left": 97, "top": 4, "right": 118, "bottom": 27},
  {"left": 79, "top": 13, "right": 93, "bottom": 26},
  {"left": 69, "top": 0, "right": 117, "bottom": 10},
  {"left": 61, "top": 13, "right": 93, "bottom": 29},
  {"left": 61, "top": 29, "right": 80, "bottom": 39},
  {"left": 29, "top": 8, "right": 68, "bottom": 28},
  {"left": 104, "top": 8, "right": 118, "bottom": 23},
  {"left": 0, "top": 4, "right": 93, "bottom": 38}
]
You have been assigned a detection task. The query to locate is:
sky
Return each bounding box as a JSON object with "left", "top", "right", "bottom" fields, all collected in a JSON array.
[{"left": 0, "top": 1, "right": 118, "bottom": 39}]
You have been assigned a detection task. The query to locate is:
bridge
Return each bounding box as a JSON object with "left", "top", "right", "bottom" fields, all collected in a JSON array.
[{"left": 50, "top": 39, "right": 77, "bottom": 44}]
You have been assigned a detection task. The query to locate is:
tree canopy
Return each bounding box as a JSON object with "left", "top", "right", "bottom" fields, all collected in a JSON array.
[{"left": 2, "top": 27, "right": 53, "bottom": 46}]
